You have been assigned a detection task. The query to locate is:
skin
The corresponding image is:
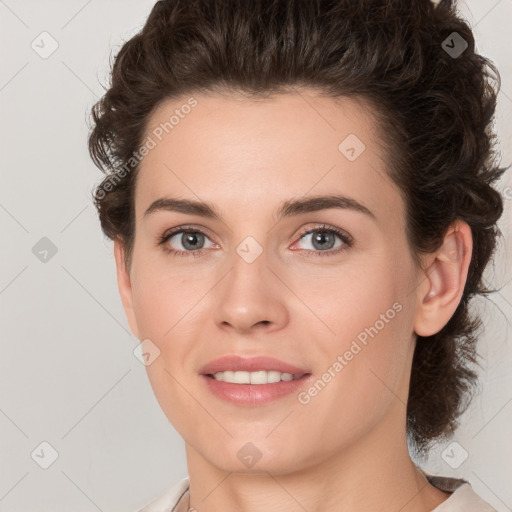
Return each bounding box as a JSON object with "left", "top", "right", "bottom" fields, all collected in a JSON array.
[{"left": 114, "top": 88, "right": 472, "bottom": 512}]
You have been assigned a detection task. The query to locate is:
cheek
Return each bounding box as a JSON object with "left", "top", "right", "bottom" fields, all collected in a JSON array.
[
  {"left": 295, "top": 258, "right": 404, "bottom": 337},
  {"left": 128, "top": 261, "right": 201, "bottom": 431},
  {"left": 296, "top": 283, "right": 413, "bottom": 442},
  {"left": 129, "top": 254, "right": 208, "bottom": 342},
  {"left": 297, "top": 256, "right": 414, "bottom": 393}
]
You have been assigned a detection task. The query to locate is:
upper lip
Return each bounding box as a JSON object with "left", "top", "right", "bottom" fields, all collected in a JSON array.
[{"left": 199, "top": 355, "right": 310, "bottom": 376}]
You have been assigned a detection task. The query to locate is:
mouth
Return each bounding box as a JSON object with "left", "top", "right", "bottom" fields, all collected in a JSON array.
[
  {"left": 199, "top": 355, "right": 312, "bottom": 406},
  {"left": 205, "top": 370, "right": 308, "bottom": 384}
]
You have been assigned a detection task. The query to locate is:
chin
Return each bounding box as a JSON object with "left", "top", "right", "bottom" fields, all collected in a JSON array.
[{"left": 201, "top": 440, "right": 307, "bottom": 475}]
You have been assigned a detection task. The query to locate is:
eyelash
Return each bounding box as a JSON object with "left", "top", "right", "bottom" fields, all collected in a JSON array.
[{"left": 157, "top": 223, "right": 353, "bottom": 258}]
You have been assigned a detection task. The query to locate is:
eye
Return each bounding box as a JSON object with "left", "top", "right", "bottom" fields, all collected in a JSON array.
[
  {"left": 158, "top": 225, "right": 216, "bottom": 257},
  {"left": 158, "top": 223, "right": 353, "bottom": 258},
  {"left": 292, "top": 224, "right": 353, "bottom": 257}
]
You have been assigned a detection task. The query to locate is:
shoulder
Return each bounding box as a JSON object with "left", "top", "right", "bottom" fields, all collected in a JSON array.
[
  {"left": 137, "top": 477, "right": 190, "bottom": 512},
  {"left": 426, "top": 473, "right": 497, "bottom": 512}
]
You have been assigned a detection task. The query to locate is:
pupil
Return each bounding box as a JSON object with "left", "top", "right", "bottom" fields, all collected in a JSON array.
[
  {"left": 183, "top": 232, "right": 203, "bottom": 250},
  {"left": 313, "top": 231, "right": 334, "bottom": 250}
]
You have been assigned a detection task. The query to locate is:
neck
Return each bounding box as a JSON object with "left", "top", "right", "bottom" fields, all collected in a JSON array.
[{"left": 184, "top": 406, "right": 450, "bottom": 512}]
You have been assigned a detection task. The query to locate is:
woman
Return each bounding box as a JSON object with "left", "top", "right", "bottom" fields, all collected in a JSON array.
[{"left": 88, "top": 0, "right": 508, "bottom": 510}]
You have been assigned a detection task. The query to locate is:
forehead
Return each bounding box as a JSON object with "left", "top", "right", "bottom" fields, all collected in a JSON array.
[{"left": 135, "top": 89, "right": 401, "bottom": 227}]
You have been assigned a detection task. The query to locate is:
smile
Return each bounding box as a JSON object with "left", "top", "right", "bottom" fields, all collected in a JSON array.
[{"left": 209, "top": 370, "right": 305, "bottom": 384}]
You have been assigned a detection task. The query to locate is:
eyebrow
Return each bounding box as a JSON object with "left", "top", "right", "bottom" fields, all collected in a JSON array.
[{"left": 143, "top": 194, "right": 376, "bottom": 221}]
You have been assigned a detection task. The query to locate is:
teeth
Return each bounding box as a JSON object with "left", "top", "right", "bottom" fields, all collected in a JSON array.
[{"left": 212, "top": 370, "right": 302, "bottom": 384}]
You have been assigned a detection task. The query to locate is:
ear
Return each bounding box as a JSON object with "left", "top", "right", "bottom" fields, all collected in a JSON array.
[
  {"left": 413, "top": 220, "right": 473, "bottom": 337},
  {"left": 113, "top": 237, "right": 140, "bottom": 339}
]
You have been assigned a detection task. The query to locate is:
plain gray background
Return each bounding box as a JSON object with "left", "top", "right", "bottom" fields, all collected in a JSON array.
[{"left": 0, "top": 1, "right": 511, "bottom": 511}]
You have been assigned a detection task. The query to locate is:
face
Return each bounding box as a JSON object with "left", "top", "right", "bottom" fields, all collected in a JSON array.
[{"left": 117, "top": 89, "right": 429, "bottom": 474}]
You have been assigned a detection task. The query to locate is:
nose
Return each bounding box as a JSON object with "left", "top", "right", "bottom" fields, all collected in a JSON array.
[{"left": 213, "top": 246, "right": 290, "bottom": 335}]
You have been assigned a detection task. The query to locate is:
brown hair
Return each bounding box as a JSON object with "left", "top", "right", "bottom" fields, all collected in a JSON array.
[{"left": 88, "top": 0, "right": 509, "bottom": 455}]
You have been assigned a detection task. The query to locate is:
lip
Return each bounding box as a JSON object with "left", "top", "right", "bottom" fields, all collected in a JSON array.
[
  {"left": 201, "top": 373, "right": 312, "bottom": 406},
  {"left": 199, "top": 355, "right": 312, "bottom": 406},
  {"left": 199, "top": 355, "right": 310, "bottom": 376}
]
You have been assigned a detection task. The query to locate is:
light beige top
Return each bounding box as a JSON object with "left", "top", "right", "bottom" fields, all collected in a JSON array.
[{"left": 138, "top": 472, "right": 497, "bottom": 512}]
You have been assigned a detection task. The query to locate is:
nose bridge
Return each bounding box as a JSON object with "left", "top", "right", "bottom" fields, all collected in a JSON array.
[
  {"left": 212, "top": 231, "right": 288, "bottom": 332},
  {"left": 234, "top": 233, "right": 266, "bottom": 267},
  {"left": 226, "top": 232, "right": 269, "bottom": 300}
]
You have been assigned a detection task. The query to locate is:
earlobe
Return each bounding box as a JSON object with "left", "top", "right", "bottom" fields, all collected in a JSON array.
[
  {"left": 414, "top": 221, "right": 473, "bottom": 337},
  {"left": 113, "top": 238, "right": 140, "bottom": 339}
]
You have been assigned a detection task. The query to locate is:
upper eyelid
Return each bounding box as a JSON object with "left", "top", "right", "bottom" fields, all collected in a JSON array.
[
  {"left": 298, "top": 224, "right": 351, "bottom": 239},
  {"left": 161, "top": 224, "right": 215, "bottom": 242}
]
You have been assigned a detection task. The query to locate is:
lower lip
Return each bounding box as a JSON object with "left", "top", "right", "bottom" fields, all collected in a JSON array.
[{"left": 201, "top": 374, "right": 311, "bottom": 406}]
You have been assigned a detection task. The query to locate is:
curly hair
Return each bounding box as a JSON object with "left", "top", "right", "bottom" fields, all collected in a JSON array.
[{"left": 88, "top": 0, "right": 509, "bottom": 455}]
